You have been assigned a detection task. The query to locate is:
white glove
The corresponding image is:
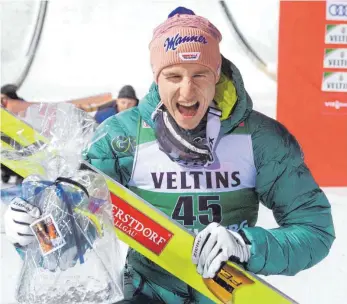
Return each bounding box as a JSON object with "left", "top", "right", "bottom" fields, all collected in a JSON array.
[
  {"left": 192, "top": 222, "right": 251, "bottom": 279},
  {"left": 4, "top": 197, "right": 41, "bottom": 246}
]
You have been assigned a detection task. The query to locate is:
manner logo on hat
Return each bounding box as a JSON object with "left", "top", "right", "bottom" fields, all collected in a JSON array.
[
  {"left": 179, "top": 52, "right": 201, "bottom": 61},
  {"left": 164, "top": 33, "right": 207, "bottom": 52}
]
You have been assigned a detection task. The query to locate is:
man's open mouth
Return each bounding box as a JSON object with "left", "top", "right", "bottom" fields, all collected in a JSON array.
[{"left": 177, "top": 101, "right": 200, "bottom": 117}]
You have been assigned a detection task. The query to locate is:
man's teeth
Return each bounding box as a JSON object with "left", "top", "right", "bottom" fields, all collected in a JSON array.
[{"left": 177, "top": 101, "right": 198, "bottom": 107}]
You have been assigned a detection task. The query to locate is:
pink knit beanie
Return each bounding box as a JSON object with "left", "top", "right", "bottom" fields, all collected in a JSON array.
[{"left": 149, "top": 7, "right": 222, "bottom": 83}]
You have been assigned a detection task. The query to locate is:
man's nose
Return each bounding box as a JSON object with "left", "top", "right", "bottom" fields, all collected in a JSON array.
[{"left": 179, "top": 78, "right": 195, "bottom": 101}]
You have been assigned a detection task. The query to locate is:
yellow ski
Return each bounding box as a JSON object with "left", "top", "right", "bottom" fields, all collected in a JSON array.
[{"left": 0, "top": 106, "right": 297, "bottom": 304}]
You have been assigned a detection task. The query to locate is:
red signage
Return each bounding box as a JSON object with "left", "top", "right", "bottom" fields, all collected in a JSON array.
[
  {"left": 277, "top": 1, "right": 347, "bottom": 186},
  {"left": 110, "top": 193, "right": 173, "bottom": 255}
]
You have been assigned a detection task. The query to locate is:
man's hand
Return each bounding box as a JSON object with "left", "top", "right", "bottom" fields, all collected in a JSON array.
[
  {"left": 192, "top": 222, "right": 251, "bottom": 278},
  {"left": 4, "top": 197, "right": 41, "bottom": 246},
  {"left": 4, "top": 197, "right": 97, "bottom": 271}
]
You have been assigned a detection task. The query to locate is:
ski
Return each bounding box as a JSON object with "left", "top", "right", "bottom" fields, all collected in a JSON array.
[{"left": 0, "top": 106, "right": 297, "bottom": 304}]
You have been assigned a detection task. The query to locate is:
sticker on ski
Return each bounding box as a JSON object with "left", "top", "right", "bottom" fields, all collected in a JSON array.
[{"left": 111, "top": 193, "right": 173, "bottom": 255}]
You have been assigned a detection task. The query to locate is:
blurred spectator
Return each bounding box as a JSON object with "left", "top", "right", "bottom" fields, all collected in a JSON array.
[
  {"left": 116, "top": 85, "right": 139, "bottom": 112},
  {"left": 1, "top": 84, "right": 24, "bottom": 106},
  {"left": 1, "top": 84, "right": 24, "bottom": 184},
  {"left": 93, "top": 101, "right": 117, "bottom": 124},
  {"left": 94, "top": 85, "right": 139, "bottom": 124}
]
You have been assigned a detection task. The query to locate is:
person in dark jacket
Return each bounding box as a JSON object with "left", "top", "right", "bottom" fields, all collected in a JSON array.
[
  {"left": 116, "top": 85, "right": 139, "bottom": 113},
  {"left": 94, "top": 85, "right": 139, "bottom": 124}
]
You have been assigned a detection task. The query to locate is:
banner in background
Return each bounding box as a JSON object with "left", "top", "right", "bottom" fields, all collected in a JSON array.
[{"left": 277, "top": 0, "right": 347, "bottom": 186}]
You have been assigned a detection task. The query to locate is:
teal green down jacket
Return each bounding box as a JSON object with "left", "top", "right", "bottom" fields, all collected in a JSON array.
[{"left": 84, "top": 57, "right": 335, "bottom": 278}]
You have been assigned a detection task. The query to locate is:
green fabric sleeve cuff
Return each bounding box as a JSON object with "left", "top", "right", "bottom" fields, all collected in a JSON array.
[{"left": 240, "top": 227, "right": 267, "bottom": 274}]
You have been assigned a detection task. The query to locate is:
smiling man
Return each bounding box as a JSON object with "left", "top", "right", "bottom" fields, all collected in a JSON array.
[
  {"left": 2, "top": 6, "right": 334, "bottom": 304},
  {"left": 76, "top": 6, "right": 335, "bottom": 304},
  {"left": 157, "top": 64, "right": 215, "bottom": 129}
]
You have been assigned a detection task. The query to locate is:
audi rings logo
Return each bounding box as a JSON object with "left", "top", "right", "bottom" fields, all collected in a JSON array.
[{"left": 329, "top": 4, "right": 347, "bottom": 17}]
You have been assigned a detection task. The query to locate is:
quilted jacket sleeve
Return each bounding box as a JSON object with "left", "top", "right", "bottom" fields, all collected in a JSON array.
[
  {"left": 83, "top": 109, "right": 139, "bottom": 185},
  {"left": 241, "top": 112, "right": 335, "bottom": 276}
]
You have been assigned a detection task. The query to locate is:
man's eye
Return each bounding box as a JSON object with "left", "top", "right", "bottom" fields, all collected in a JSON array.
[
  {"left": 193, "top": 74, "right": 204, "bottom": 78},
  {"left": 168, "top": 75, "right": 180, "bottom": 79}
]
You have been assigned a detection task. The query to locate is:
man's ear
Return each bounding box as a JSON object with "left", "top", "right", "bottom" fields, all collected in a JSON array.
[
  {"left": 215, "top": 65, "right": 221, "bottom": 84},
  {"left": 215, "top": 75, "right": 221, "bottom": 84},
  {"left": 155, "top": 73, "right": 159, "bottom": 85}
]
